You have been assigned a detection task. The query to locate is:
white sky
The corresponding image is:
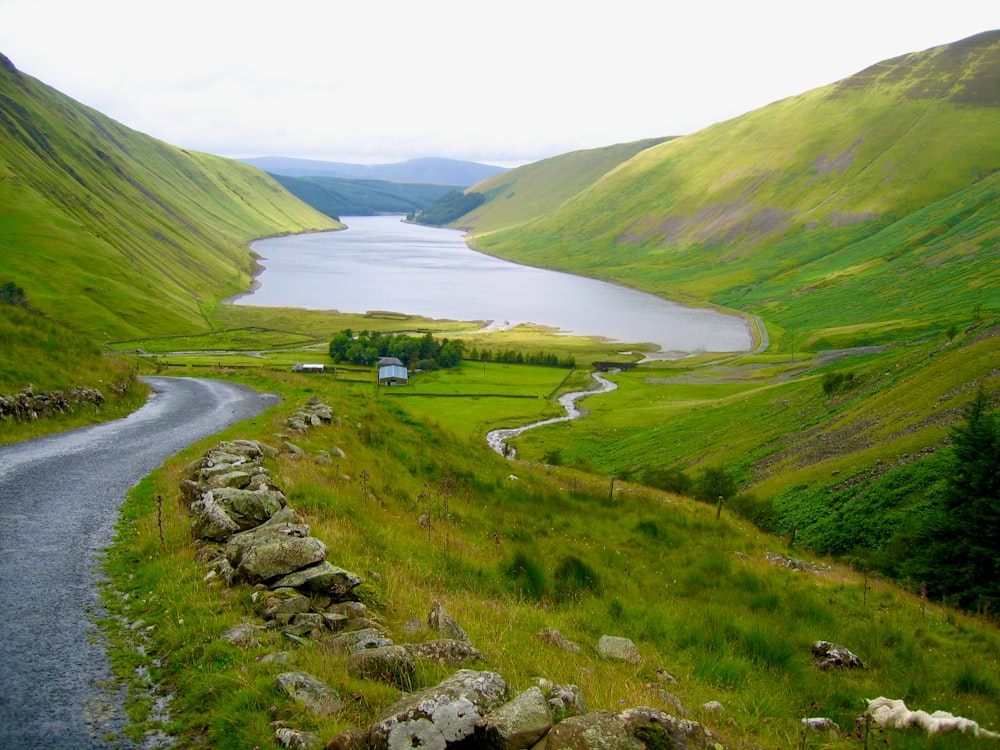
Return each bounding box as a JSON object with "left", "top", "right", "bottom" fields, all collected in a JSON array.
[{"left": 0, "top": 0, "right": 996, "bottom": 166}]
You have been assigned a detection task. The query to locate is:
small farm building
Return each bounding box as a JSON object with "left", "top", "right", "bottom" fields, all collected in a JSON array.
[
  {"left": 378, "top": 360, "right": 408, "bottom": 385},
  {"left": 293, "top": 363, "right": 325, "bottom": 373}
]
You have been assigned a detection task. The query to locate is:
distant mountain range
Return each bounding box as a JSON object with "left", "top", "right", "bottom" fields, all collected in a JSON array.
[{"left": 238, "top": 156, "right": 508, "bottom": 186}]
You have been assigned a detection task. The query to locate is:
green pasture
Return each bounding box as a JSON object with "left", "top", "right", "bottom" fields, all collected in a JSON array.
[
  {"left": 383, "top": 360, "right": 574, "bottom": 437},
  {"left": 100, "top": 364, "right": 1000, "bottom": 750}
]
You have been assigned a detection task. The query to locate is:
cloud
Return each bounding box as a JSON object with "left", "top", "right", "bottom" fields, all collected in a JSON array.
[{"left": 0, "top": 0, "right": 996, "bottom": 164}]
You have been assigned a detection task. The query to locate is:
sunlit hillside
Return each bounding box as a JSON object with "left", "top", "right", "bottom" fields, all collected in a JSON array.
[
  {"left": 455, "top": 138, "right": 669, "bottom": 235},
  {"left": 468, "top": 31, "right": 1000, "bottom": 351},
  {"left": 0, "top": 52, "right": 340, "bottom": 343}
]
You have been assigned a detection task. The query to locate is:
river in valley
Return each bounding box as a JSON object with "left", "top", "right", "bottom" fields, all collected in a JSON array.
[{"left": 238, "top": 216, "right": 752, "bottom": 356}]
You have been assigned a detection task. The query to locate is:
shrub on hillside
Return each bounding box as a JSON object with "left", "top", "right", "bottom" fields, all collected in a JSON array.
[
  {"left": 553, "top": 555, "right": 602, "bottom": 600},
  {"left": 640, "top": 465, "right": 692, "bottom": 495},
  {"left": 503, "top": 550, "right": 549, "bottom": 600},
  {"left": 0, "top": 281, "right": 27, "bottom": 307},
  {"left": 692, "top": 466, "right": 738, "bottom": 503},
  {"left": 821, "top": 370, "right": 857, "bottom": 396}
]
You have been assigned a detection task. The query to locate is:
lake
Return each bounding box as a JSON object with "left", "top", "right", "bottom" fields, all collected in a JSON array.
[{"left": 237, "top": 215, "right": 752, "bottom": 355}]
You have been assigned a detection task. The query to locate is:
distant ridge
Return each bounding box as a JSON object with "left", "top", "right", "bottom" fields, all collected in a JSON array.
[{"left": 239, "top": 155, "right": 508, "bottom": 186}]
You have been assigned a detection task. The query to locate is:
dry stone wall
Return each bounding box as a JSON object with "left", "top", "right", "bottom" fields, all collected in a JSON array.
[{"left": 0, "top": 384, "right": 105, "bottom": 420}]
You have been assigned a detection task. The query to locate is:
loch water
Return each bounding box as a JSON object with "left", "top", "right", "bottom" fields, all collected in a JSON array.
[{"left": 239, "top": 215, "right": 751, "bottom": 355}]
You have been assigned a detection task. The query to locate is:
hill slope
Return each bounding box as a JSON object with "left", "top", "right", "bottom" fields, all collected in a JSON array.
[
  {"left": 0, "top": 52, "right": 340, "bottom": 342},
  {"left": 451, "top": 138, "right": 670, "bottom": 234},
  {"left": 469, "top": 31, "right": 1000, "bottom": 350},
  {"left": 269, "top": 173, "right": 455, "bottom": 219}
]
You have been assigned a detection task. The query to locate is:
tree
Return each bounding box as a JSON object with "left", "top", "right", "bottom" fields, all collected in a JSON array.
[
  {"left": 692, "top": 466, "right": 738, "bottom": 504},
  {"left": 438, "top": 340, "right": 464, "bottom": 368},
  {"left": 640, "top": 465, "right": 692, "bottom": 495},
  {"left": 936, "top": 385, "right": 1000, "bottom": 608},
  {"left": 905, "top": 385, "right": 1000, "bottom": 610}
]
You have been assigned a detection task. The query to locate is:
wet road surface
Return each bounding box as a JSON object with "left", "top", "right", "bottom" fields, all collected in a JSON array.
[{"left": 0, "top": 376, "right": 277, "bottom": 749}]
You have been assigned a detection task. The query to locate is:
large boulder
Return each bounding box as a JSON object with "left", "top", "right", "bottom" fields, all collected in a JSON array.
[
  {"left": 205, "top": 469, "right": 254, "bottom": 490},
  {"left": 596, "top": 635, "right": 641, "bottom": 664},
  {"left": 319, "top": 627, "right": 394, "bottom": 654},
  {"left": 368, "top": 670, "right": 509, "bottom": 750},
  {"left": 812, "top": 640, "right": 867, "bottom": 670},
  {"left": 543, "top": 707, "right": 722, "bottom": 750},
  {"left": 474, "top": 686, "right": 552, "bottom": 750},
  {"left": 276, "top": 672, "right": 343, "bottom": 716},
  {"left": 402, "top": 639, "right": 485, "bottom": 667},
  {"left": 208, "top": 487, "right": 287, "bottom": 530},
  {"left": 225, "top": 522, "right": 312, "bottom": 562},
  {"left": 225, "top": 524, "right": 326, "bottom": 584},
  {"left": 190, "top": 493, "right": 241, "bottom": 541},
  {"left": 270, "top": 561, "right": 362, "bottom": 599}
]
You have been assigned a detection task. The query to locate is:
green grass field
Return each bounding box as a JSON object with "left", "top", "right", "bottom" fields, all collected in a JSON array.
[{"left": 100, "top": 364, "right": 1000, "bottom": 749}]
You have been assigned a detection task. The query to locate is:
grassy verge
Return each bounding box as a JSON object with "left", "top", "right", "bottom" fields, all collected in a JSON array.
[{"left": 100, "top": 366, "right": 1000, "bottom": 749}]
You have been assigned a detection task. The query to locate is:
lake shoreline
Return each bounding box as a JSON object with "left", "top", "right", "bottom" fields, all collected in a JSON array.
[{"left": 231, "top": 216, "right": 754, "bottom": 355}]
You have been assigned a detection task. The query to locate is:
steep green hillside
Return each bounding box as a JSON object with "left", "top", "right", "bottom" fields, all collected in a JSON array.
[
  {"left": 472, "top": 32, "right": 1000, "bottom": 350},
  {"left": 457, "top": 138, "right": 669, "bottom": 235},
  {"left": 0, "top": 52, "right": 340, "bottom": 343}
]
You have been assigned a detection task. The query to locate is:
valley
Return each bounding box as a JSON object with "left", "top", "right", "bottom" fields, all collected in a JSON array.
[{"left": 0, "top": 29, "right": 998, "bottom": 750}]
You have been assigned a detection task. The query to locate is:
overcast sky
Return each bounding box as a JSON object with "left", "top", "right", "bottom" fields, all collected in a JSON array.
[{"left": 0, "top": 1, "right": 996, "bottom": 166}]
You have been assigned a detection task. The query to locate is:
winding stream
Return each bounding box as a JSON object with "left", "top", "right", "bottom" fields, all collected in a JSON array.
[{"left": 486, "top": 371, "right": 618, "bottom": 458}]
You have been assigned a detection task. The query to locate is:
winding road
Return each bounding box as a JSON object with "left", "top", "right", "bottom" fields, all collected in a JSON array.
[{"left": 0, "top": 377, "right": 278, "bottom": 749}]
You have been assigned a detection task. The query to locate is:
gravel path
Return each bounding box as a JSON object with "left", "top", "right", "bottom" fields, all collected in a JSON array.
[{"left": 0, "top": 377, "right": 277, "bottom": 749}]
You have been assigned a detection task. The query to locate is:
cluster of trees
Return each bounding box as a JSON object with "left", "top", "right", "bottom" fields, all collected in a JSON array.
[
  {"left": 328, "top": 330, "right": 463, "bottom": 369},
  {"left": 467, "top": 347, "right": 575, "bottom": 368},
  {"left": 412, "top": 190, "right": 485, "bottom": 225}
]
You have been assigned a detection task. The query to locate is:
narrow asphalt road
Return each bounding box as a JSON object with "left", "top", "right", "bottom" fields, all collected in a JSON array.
[{"left": 0, "top": 376, "right": 278, "bottom": 749}]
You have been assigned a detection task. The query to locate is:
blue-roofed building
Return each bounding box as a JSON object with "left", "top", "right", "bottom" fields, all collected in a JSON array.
[{"left": 378, "top": 357, "right": 409, "bottom": 386}]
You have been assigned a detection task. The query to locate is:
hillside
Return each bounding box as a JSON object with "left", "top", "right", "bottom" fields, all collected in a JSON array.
[
  {"left": 104, "top": 375, "right": 1000, "bottom": 749},
  {"left": 468, "top": 31, "right": 1000, "bottom": 351},
  {"left": 240, "top": 155, "right": 507, "bottom": 185},
  {"left": 270, "top": 173, "right": 455, "bottom": 219},
  {"left": 454, "top": 138, "right": 670, "bottom": 234},
  {"left": 0, "top": 52, "right": 340, "bottom": 344}
]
